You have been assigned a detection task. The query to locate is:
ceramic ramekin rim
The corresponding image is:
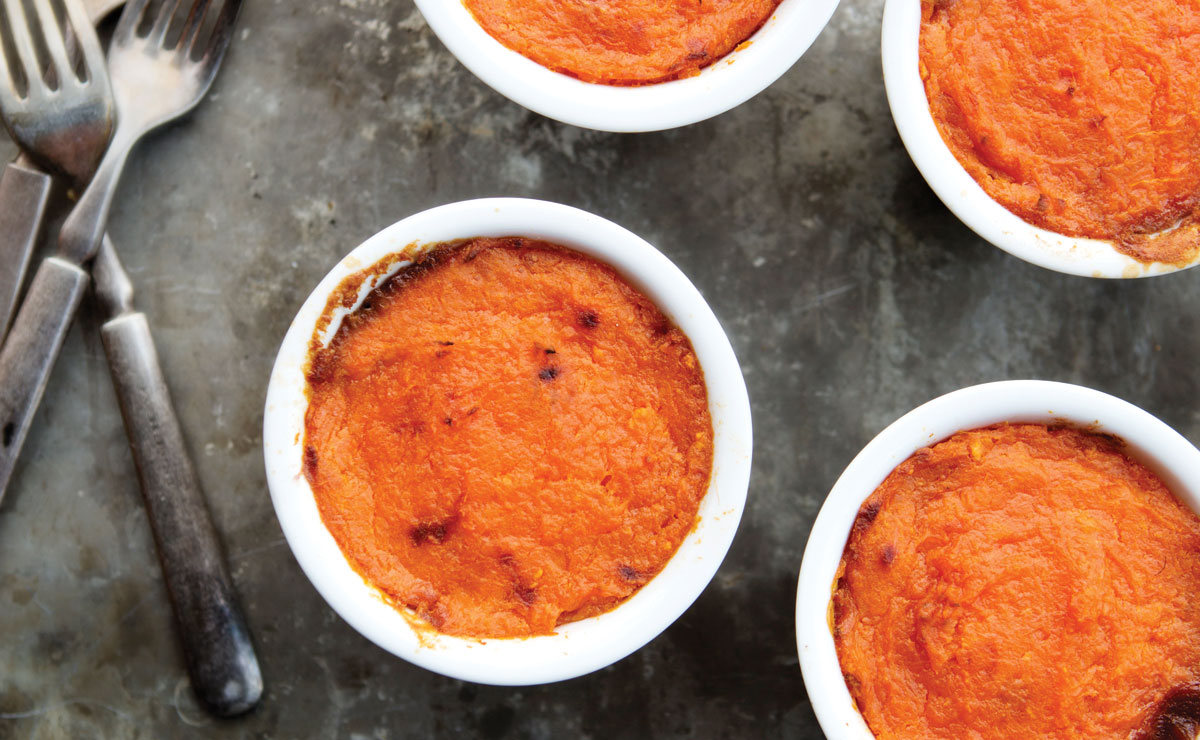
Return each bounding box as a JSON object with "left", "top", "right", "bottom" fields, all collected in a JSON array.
[
  {"left": 263, "top": 197, "right": 753, "bottom": 685},
  {"left": 880, "top": 0, "right": 1200, "bottom": 278},
  {"left": 411, "top": 0, "right": 841, "bottom": 132},
  {"left": 796, "top": 379, "right": 1200, "bottom": 738}
]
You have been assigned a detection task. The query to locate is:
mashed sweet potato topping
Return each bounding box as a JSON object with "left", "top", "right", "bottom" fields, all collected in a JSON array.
[
  {"left": 304, "top": 237, "right": 713, "bottom": 638},
  {"left": 921, "top": 0, "right": 1200, "bottom": 264},
  {"left": 463, "top": 0, "right": 781, "bottom": 85},
  {"left": 834, "top": 424, "right": 1200, "bottom": 740}
]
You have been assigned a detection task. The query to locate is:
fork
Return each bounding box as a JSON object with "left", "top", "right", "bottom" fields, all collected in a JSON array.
[
  {"left": 0, "top": 0, "right": 260, "bottom": 716},
  {"left": 0, "top": 0, "right": 113, "bottom": 184},
  {"left": 0, "top": 0, "right": 240, "bottom": 501}
]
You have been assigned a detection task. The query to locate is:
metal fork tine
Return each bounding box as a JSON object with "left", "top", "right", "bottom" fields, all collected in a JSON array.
[
  {"left": 59, "top": 0, "right": 97, "bottom": 78},
  {"left": 2, "top": 0, "right": 42, "bottom": 91},
  {"left": 59, "top": 0, "right": 100, "bottom": 82},
  {"left": 113, "top": 0, "right": 151, "bottom": 41},
  {"left": 29, "top": 0, "right": 70, "bottom": 87},
  {"left": 195, "top": 0, "right": 239, "bottom": 65},
  {"left": 178, "top": 0, "right": 211, "bottom": 55},
  {"left": 0, "top": 18, "right": 16, "bottom": 102},
  {"left": 148, "top": 0, "right": 185, "bottom": 46}
]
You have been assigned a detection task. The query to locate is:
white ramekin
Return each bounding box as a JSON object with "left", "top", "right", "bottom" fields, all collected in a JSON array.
[
  {"left": 264, "top": 198, "right": 753, "bottom": 685},
  {"left": 413, "top": 0, "right": 840, "bottom": 132},
  {"left": 796, "top": 380, "right": 1200, "bottom": 738},
  {"left": 882, "top": 0, "right": 1200, "bottom": 278}
]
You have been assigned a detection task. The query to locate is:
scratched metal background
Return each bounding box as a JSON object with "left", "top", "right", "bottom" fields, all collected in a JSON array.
[{"left": 1, "top": 0, "right": 1197, "bottom": 737}]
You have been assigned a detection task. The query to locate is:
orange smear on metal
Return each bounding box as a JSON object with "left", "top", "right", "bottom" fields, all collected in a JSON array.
[
  {"left": 304, "top": 238, "right": 713, "bottom": 638},
  {"left": 464, "top": 0, "right": 780, "bottom": 85},
  {"left": 834, "top": 424, "right": 1200, "bottom": 739},
  {"left": 921, "top": 0, "right": 1200, "bottom": 264}
]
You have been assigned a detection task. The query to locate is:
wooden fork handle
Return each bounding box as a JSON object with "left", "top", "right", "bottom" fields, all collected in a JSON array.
[
  {"left": 0, "top": 163, "right": 52, "bottom": 341},
  {"left": 100, "top": 307, "right": 262, "bottom": 717}
]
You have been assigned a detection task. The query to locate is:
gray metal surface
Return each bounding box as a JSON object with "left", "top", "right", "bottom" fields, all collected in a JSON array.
[{"left": 0, "top": 0, "right": 1198, "bottom": 737}]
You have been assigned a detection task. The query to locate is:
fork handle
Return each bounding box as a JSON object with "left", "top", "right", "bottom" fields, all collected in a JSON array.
[
  {"left": 57, "top": 124, "right": 135, "bottom": 266},
  {"left": 100, "top": 308, "right": 262, "bottom": 717},
  {"left": 0, "top": 163, "right": 52, "bottom": 340},
  {"left": 0, "top": 257, "right": 89, "bottom": 503}
]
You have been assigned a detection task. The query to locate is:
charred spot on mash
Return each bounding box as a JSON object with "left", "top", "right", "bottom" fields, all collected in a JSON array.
[
  {"left": 1136, "top": 682, "right": 1200, "bottom": 740},
  {"left": 462, "top": 240, "right": 486, "bottom": 262},
  {"left": 860, "top": 500, "right": 881, "bottom": 523},
  {"left": 881, "top": 544, "right": 896, "bottom": 566},
  {"left": 685, "top": 39, "right": 709, "bottom": 61},
  {"left": 577, "top": 310, "right": 599, "bottom": 329},
  {"left": 395, "top": 420, "right": 427, "bottom": 436},
  {"left": 851, "top": 501, "right": 881, "bottom": 537},
  {"left": 618, "top": 564, "right": 642, "bottom": 582},
  {"left": 303, "top": 445, "right": 318, "bottom": 478},
  {"left": 373, "top": 245, "right": 449, "bottom": 298},
  {"left": 305, "top": 350, "right": 338, "bottom": 385},
  {"left": 860, "top": 501, "right": 880, "bottom": 522},
  {"left": 496, "top": 554, "right": 537, "bottom": 605},
  {"left": 843, "top": 672, "right": 863, "bottom": 696},
  {"left": 463, "top": 236, "right": 523, "bottom": 263},
  {"left": 539, "top": 366, "right": 560, "bottom": 381},
  {"left": 513, "top": 583, "right": 537, "bottom": 607},
  {"left": 411, "top": 519, "right": 454, "bottom": 546}
]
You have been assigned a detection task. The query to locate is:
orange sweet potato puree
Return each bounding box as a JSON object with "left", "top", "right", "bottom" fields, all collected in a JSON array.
[
  {"left": 463, "top": 0, "right": 781, "bottom": 85},
  {"left": 304, "top": 237, "right": 713, "bottom": 639},
  {"left": 834, "top": 424, "right": 1200, "bottom": 740},
  {"left": 921, "top": 0, "right": 1200, "bottom": 264}
]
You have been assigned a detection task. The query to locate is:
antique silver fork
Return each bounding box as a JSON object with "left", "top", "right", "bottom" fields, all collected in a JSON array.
[{"left": 0, "top": 0, "right": 113, "bottom": 184}]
